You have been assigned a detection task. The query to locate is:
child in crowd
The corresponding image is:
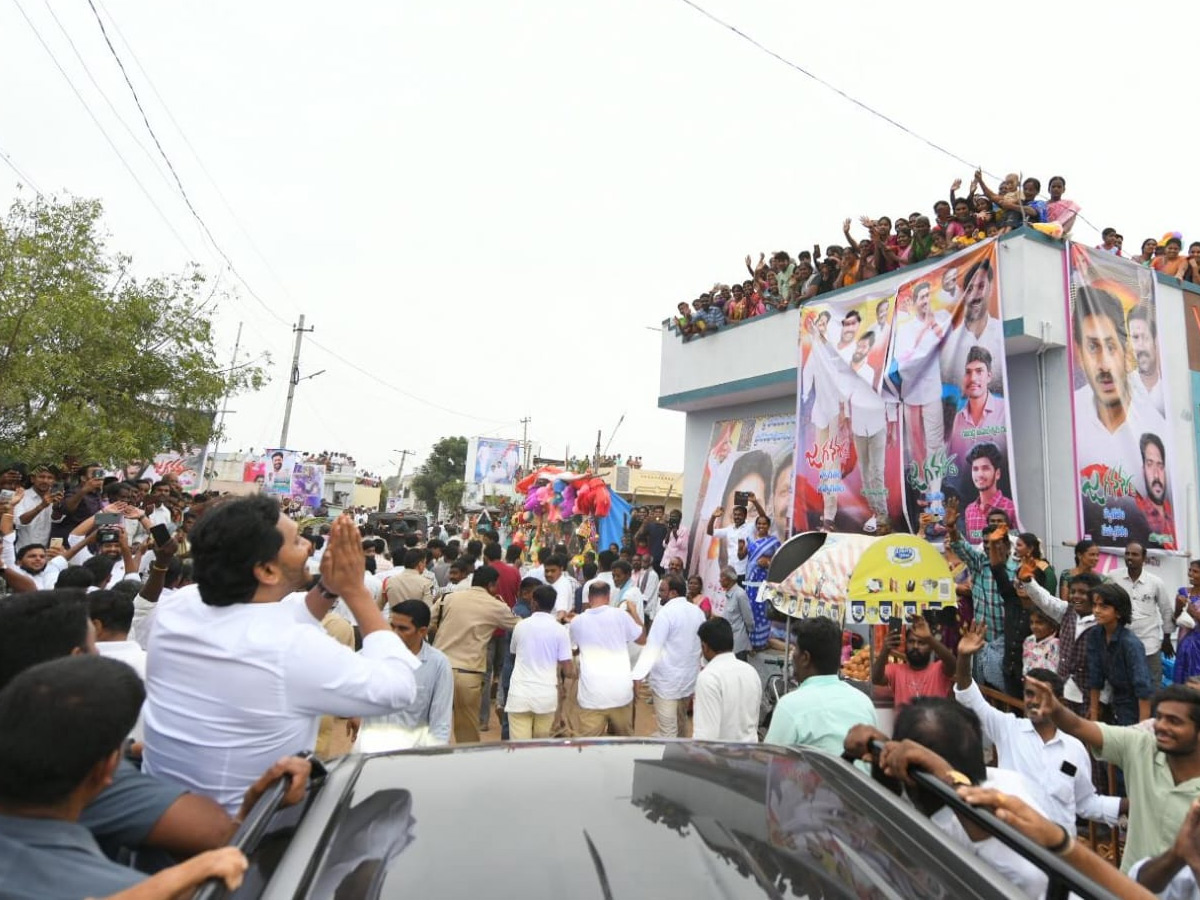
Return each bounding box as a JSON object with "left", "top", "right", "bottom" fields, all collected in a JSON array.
[{"left": 1022, "top": 609, "right": 1060, "bottom": 675}]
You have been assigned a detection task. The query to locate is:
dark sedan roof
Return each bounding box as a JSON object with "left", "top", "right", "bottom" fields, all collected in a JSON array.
[{"left": 250, "top": 740, "right": 1029, "bottom": 900}]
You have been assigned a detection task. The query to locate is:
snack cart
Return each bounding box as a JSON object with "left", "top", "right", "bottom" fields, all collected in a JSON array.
[{"left": 762, "top": 531, "right": 955, "bottom": 735}]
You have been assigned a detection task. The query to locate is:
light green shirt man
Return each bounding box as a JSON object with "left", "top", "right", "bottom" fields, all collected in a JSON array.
[
  {"left": 764, "top": 674, "right": 877, "bottom": 757},
  {"left": 1096, "top": 723, "right": 1200, "bottom": 872}
]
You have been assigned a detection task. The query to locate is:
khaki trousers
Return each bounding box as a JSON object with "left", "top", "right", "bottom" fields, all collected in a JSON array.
[
  {"left": 508, "top": 710, "right": 556, "bottom": 739},
  {"left": 452, "top": 670, "right": 484, "bottom": 744},
  {"left": 575, "top": 703, "right": 634, "bottom": 737},
  {"left": 652, "top": 693, "right": 692, "bottom": 738}
]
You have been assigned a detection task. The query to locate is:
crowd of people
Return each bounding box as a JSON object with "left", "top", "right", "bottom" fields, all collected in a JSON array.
[
  {"left": 3, "top": 458, "right": 1200, "bottom": 897},
  {"left": 668, "top": 170, "right": 1196, "bottom": 342}
]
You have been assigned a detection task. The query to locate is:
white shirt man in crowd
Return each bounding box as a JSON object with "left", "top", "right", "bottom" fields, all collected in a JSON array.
[
  {"left": 706, "top": 505, "right": 753, "bottom": 581},
  {"left": 569, "top": 582, "right": 643, "bottom": 736},
  {"left": 13, "top": 464, "right": 62, "bottom": 549},
  {"left": 505, "top": 585, "right": 573, "bottom": 739},
  {"left": 544, "top": 553, "right": 575, "bottom": 617},
  {"left": 953, "top": 621, "right": 1124, "bottom": 832},
  {"left": 633, "top": 554, "right": 661, "bottom": 618},
  {"left": 693, "top": 617, "right": 761, "bottom": 742},
  {"left": 1111, "top": 541, "right": 1174, "bottom": 686},
  {"left": 608, "top": 559, "right": 645, "bottom": 628},
  {"left": 631, "top": 575, "right": 707, "bottom": 737},
  {"left": 89, "top": 589, "right": 148, "bottom": 742},
  {"left": 142, "top": 499, "right": 421, "bottom": 813},
  {"left": 357, "top": 598, "right": 453, "bottom": 751}
]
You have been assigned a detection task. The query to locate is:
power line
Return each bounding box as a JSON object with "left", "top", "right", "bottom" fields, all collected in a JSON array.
[
  {"left": 305, "top": 335, "right": 516, "bottom": 425},
  {"left": 81, "top": 0, "right": 293, "bottom": 328},
  {"left": 670, "top": 0, "right": 1102, "bottom": 239},
  {"left": 11, "top": 0, "right": 199, "bottom": 256},
  {"left": 40, "top": 0, "right": 176, "bottom": 197},
  {"left": 94, "top": 0, "right": 302, "bottom": 311},
  {"left": 0, "top": 142, "right": 43, "bottom": 194}
]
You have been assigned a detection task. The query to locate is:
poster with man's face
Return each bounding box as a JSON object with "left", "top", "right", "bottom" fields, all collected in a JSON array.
[
  {"left": 1068, "top": 246, "right": 1176, "bottom": 549},
  {"left": 263, "top": 449, "right": 297, "bottom": 496}
]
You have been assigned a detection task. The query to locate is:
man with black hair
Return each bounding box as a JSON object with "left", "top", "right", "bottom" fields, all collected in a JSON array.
[
  {"left": 631, "top": 575, "right": 706, "bottom": 737},
  {"left": 13, "top": 462, "right": 63, "bottom": 550},
  {"left": 0, "top": 590, "right": 306, "bottom": 870},
  {"left": 1019, "top": 568, "right": 1102, "bottom": 715},
  {"left": 844, "top": 697, "right": 1049, "bottom": 898},
  {"left": 384, "top": 547, "right": 436, "bottom": 608},
  {"left": 89, "top": 589, "right": 147, "bottom": 684},
  {"left": 526, "top": 545, "right": 551, "bottom": 582},
  {"left": 431, "top": 564, "right": 520, "bottom": 743},
  {"left": 1028, "top": 678, "right": 1200, "bottom": 873},
  {"left": 693, "top": 617, "right": 761, "bottom": 742},
  {"left": 143, "top": 500, "right": 420, "bottom": 812},
  {"left": 962, "top": 442, "right": 1016, "bottom": 545},
  {"left": 1073, "top": 286, "right": 1168, "bottom": 490},
  {"left": 51, "top": 463, "right": 105, "bottom": 540},
  {"left": 506, "top": 585, "right": 573, "bottom": 739},
  {"left": 766, "top": 616, "right": 876, "bottom": 754},
  {"left": 569, "top": 582, "right": 643, "bottom": 737},
  {"left": 544, "top": 552, "right": 575, "bottom": 619},
  {"left": 953, "top": 621, "right": 1124, "bottom": 831},
  {"left": 0, "top": 656, "right": 261, "bottom": 899},
  {"left": 358, "top": 599, "right": 453, "bottom": 751}
]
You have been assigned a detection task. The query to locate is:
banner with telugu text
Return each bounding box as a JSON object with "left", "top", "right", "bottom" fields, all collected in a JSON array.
[
  {"left": 1067, "top": 245, "right": 1177, "bottom": 549},
  {"left": 794, "top": 239, "right": 1021, "bottom": 540},
  {"left": 888, "top": 239, "right": 1021, "bottom": 542},
  {"left": 687, "top": 415, "right": 795, "bottom": 598}
]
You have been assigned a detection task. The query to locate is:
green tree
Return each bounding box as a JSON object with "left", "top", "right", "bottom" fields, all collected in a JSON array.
[
  {"left": 0, "top": 192, "right": 266, "bottom": 463},
  {"left": 410, "top": 436, "right": 467, "bottom": 511},
  {"left": 436, "top": 479, "right": 465, "bottom": 514}
]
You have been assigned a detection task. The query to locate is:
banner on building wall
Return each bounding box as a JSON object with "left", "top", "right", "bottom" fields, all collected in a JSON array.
[
  {"left": 687, "top": 414, "right": 795, "bottom": 597},
  {"left": 889, "top": 240, "right": 1020, "bottom": 543},
  {"left": 794, "top": 289, "right": 904, "bottom": 536},
  {"left": 291, "top": 463, "right": 325, "bottom": 510},
  {"left": 1068, "top": 245, "right": 1177, "bottom": 549},
  {"left": 244, "top": 449, "right": 298, "bottom": 496},
  {"left": 793, "top": 239, "right": 1020, "bottom": 541}
]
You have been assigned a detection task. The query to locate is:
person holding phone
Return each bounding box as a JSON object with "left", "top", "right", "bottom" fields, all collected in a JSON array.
[
  {"left": 871, "top": 614, "right": 956, "bottom": 708},
  {"left": 13, "top": 464, "right": 64, "bottom": 550},
  {"left": 706, "top": 493, "right": 767, "bottom": 585},
  {"left": 51, "top": 463, "right": 105, "bottom": 541}
]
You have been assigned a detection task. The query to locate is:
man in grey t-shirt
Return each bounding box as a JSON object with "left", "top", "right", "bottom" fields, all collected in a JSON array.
[{"left": 717, "top": 566, "right": 756, "bottom": 660}]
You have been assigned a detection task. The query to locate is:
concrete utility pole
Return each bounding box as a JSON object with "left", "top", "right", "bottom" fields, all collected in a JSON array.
[
  {"left": 394, "top": 449, "right": 413, "bottom": 488},
  {"left": 520, "top": 416, "right": 531, "bottom": 471},
  {"left": 207, "top": 321, "right": 243, "bottom": 488},
  {"left": 279, "top": 315, "right": 314, "bottom": 448}
]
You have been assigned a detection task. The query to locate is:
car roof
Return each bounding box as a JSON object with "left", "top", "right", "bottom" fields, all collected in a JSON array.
[{"left": 254, "top": 740, "right": 1032, "bottom": 900}]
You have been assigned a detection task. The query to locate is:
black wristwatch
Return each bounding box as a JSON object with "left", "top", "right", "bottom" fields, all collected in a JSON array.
[{"left": 310, "top": 577, "right": 338, "bottom": 601}]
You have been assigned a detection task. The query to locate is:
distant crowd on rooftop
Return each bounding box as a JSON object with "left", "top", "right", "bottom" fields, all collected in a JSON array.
[{"left": 671, "top": 170, "right": 1199, "bottom": 341}]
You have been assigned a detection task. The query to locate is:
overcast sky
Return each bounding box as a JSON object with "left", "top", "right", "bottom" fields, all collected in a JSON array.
[{"left": 4, "top": 0, "right": 1195, "bottom": 477}]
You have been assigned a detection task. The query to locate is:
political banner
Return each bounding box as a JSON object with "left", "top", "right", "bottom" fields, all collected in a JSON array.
[
  {"left": 795, "top": 290, "right": 903, "bottom": 536},
  {"left": 259, "top": 449, "right": 298, "bottom": 496},
  {"left": 469, "top": 438, "right": 523, "bottom": 486},
  {"left": 146, "top": 449, "right": 207, "bottom": 491},
  {"left": 291, "top": 463, "right": 324, "bottom": 510},
  {"left": 1067, "top": 245, "right": 1176, "bottom": 549},
  {"left": 888, "top": 239, "right": 1019, "bottom": 542},
  {"left": 687, "top": 414, "right": 795, "bottom": 597}
]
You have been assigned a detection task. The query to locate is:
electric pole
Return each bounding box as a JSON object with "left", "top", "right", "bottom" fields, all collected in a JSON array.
[
  {"left": 207, "top": 322, "right": 243, "bottom": 488},
  {"left": 519, "top": 416, "right": 531, "bottom": 471},
  {"left": 394, "top": 449, "right": 413, "bottom": 486},
  {"left": 279, "top": 315, "right": 314, "bottom": 449}
]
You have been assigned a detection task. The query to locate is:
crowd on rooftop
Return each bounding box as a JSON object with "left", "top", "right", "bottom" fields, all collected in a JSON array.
[{"left": 671, "top": 170, "right": 1199, "bottom": 341}]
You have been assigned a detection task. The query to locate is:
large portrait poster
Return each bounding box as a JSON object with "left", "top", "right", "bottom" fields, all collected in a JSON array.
[
  {"left": 889, "top": 240, "right": 1019, "bottom": 542},
  {"left": 470, "top": 438, "right": 523, "bottom": 486},
  {"left": 261, "top": 449, "right": 298, "bottom": 496},
  {"left": 687, "top": 415, "right": 795, "bottom": 596},
  {"left": 1068, "top": 246, "right": 1176, "bottom": 549},
  {"left": 795, "top": 290, "right": 904, "bottom": 535}
]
